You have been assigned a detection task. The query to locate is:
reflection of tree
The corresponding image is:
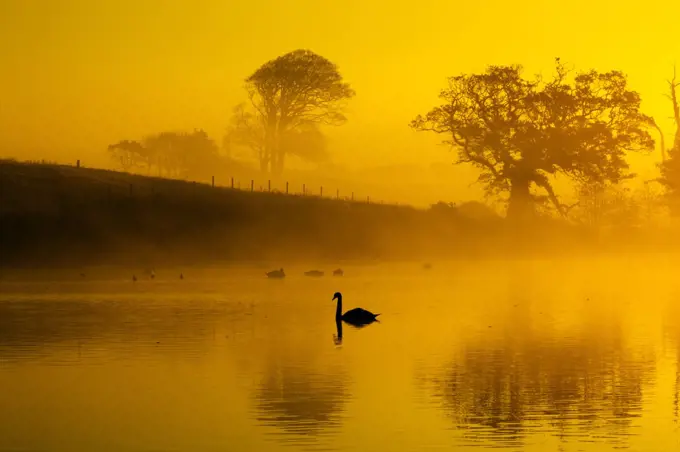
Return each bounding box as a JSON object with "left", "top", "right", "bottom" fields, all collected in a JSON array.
[
  {"left": 421, "top": 311, "right": 655, "bottom": 448},
  {"left": 254, "top": 362, "right": 347, "bottom": 438},
  {"left": 253, "top": 322, "right": 348, "bottom": 441},
  {"left": 664, "top": 297, "right": 680, "bottom": 422}
]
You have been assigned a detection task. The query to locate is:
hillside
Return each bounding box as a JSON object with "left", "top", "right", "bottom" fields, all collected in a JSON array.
[{"left": 0, "top": 160, "right": 524, "bottom": 267}]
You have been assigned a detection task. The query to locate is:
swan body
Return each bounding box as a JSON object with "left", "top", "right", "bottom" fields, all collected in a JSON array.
[
  {"left": 333, "top": 292, "right": 379, "bottom": 325},
  {"left": 333, "top": 268, "right": 344, "bottom": 276},
  {"left": 304, "top": 270, "right": 324, "bottom": 277},
  {"left": 266, "top": 268, "right": 285, "bottom": 278}
]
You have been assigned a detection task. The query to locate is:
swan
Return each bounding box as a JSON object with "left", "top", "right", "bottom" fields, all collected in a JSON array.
[
  {"left": 333, "top": 268, "right": 344, "bottom": 276},
  {"left": 333, "top": 292, "right": 380, "bottom": 325},
  {"left": 266, "top": 268, "right": 285, "bottom": 278},
  {"left": 304, "top": 270, "right": 324, "bottom": 277}
]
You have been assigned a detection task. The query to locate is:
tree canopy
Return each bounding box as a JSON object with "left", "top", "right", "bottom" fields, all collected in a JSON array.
[
  {"left": 108, "top": 129, "right": 220, "bottom": 179},
  {"left": 243, "top": 49, "right": 354, "bottom": 175},
  {"left": 411, "top": 59, "right": 654, "bottom": 220},
  {"left": 225, "top": 103, "right": 329, "bottom": 172}
]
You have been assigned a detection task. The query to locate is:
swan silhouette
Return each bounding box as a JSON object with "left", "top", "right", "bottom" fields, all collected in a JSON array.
[
  {"left": 333, "top": 268, "right": 344, "bottom": 276},
  {"left": 333, "top": 292, "right": 379, "bottom": 326},
  {"left": 266, "top": 268, "right": 285, "bottom": 278}
]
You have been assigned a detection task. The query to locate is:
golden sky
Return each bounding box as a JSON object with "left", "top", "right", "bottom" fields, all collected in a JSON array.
[{"left": 0, "top": 0, "right": 678, "bottom": 178}]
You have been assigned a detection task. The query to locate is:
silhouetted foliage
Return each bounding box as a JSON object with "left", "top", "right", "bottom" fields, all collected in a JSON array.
[
  {"left": 573, "top": 181, "right": 641, "bottom": 229},
  {"left": 225, "top": 103, "right": 329, "bottom": 173},
  {"left": 242, "top": 49, "right": 355, "bottom": 175},
  {"left": 108, "top": 129, "right": 222, "bottom": 180},
  {"left": 411, "top": 59, "right": 654, "bottom": 221},
  {"left": 659, "top": 67, "right": 680, "bottom": 216},
  {"left": 107, "top": 140, "right": 145, "bottom": 172}
]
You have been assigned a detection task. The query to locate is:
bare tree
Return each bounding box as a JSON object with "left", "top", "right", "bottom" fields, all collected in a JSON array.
[
  {"left": 659, "top": 66, "right": 680, "bottom": 215},
  {"left": 225, "top": 103, "right": 268, "bottom": 172},
  {"left": 244, "top": 49, "right": 355, "bottom": 175}
]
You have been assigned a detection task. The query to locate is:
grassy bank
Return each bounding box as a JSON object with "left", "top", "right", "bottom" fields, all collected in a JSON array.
[{"left": 0, "top": 160, "right": 672, "bottom": 268}]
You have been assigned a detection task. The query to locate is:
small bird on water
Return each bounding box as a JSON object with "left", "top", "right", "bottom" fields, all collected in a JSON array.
[{"left": 266, "top": 268, "right": 285, "bottom": 278}]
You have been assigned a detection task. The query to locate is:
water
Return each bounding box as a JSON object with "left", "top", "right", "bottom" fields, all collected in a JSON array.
[{"left": 1, "top": 258, "right": 679, "bottom": 451}]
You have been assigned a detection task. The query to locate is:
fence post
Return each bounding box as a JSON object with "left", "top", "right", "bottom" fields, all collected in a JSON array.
[
  {"left": 351, "top": 192, "right": 354, "bottom": 201},
  {"left": 286, "top": 182, "right": 289, "bottom": 194},
  {"left": 367, "top": 196, "right": 370, "bottom": 203},
  {"left": 231, "top": 177, "right": 234, "bottom": 189},
  {"left": 336, "top": 189, "right": 339, "bottom": 200},
  {"left": 302, "top": 184, "right": 305, "bottom": 195},
  {"left": 320, "top": 186, "right": 323, "bottom": 197},
  {"left": 268, "top": 180, "right": 271, "bottom": 192},
  {"left": 250, "top": 180, "right": 254, "bottom": 192},
  {"left": 76, "top": 159, "right": 80, "bottom": 168},
  {"left": 212, "top": 175, "right": 214, "bottom": 187}
]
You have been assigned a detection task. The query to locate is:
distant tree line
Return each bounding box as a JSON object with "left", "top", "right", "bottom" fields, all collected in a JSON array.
[
  {"left": 108, "top": 129, "right": 222, "bottom": 180},
  {"left": 107, "top": 49, "right": 680, "bottom": 223}
]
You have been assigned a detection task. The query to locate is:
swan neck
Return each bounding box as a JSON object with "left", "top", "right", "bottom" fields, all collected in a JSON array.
[{"left": 335, "top": 297, "right": 342, "bottom": 320}]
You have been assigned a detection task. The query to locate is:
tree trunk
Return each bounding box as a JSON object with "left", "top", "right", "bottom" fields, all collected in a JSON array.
[
  {"left": 506, "top": 178, "right": 534, "bottom": 221},
  {"left": 274, "top": 149, "right": 285, "bottom": 176},
  {"left": 259, "top": 155, "right": 269, "bottom": 173},
  {"left": 264, "top": 119, "right": 278, "bottom": 175}
]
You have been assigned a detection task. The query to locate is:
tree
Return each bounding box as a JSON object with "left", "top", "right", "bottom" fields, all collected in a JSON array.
[
  {"left": 225, "top": 103, "right": 268, "bottom": 172},
  {"left": 109, "top": 130, "right": 220, "bottom": 180},
  {"left": 659, "top": 67, "right": 680, "bottom": 216},
  {"left": 280, "top": 124, "right": 329, "bottom": 164},
  {"left": 244, "top": 49, "right": 354, "bottom": 175},
  {"left": 107, "top": 140, "right": 145, "bottom": 172},
  {"left": 226, "top": 102, "right": 330, "bottom": 171},
  {"left": 143, "top": 129, "right": 219, "bottom": 179},
  {"left": 573, "top": 181, "right": 642, "bottom": 229},
  {"left": 411, "top": 59, "right": 654, "bottom": 221}
]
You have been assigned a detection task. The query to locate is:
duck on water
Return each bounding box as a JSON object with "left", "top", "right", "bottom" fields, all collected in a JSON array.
[
  {"left": 333, "top": 292, "right": 380, "bottom": 326},
  {"left": 266, "top": 268, "right": 285, "bottom": 278}
]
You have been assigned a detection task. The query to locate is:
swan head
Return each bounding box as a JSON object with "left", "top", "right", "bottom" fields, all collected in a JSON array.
[{"left": 332, "top": 292, "right": 342, "bottom": 301}]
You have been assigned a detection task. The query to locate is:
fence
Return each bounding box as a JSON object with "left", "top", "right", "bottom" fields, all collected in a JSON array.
[{"left": 9, "top": 158, "right": 402, "bottom": 207}]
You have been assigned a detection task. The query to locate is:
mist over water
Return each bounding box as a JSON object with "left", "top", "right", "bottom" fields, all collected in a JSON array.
[{"left": 1, "top": 258, "right": 678, "bottom": 451}]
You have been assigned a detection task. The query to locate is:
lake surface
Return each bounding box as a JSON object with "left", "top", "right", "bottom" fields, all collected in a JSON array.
[{"left": 1, "top": 258, "right": 679, "bottom": 451}]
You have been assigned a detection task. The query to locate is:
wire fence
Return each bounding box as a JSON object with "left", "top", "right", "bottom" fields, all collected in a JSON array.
[{"left": 13, "top": 158, "right": 402, "bottom": 207}]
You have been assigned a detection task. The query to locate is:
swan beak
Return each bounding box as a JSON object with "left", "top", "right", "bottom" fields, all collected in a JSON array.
[{"left": 332, "top": 295, "right": 337, "bottom": 300}]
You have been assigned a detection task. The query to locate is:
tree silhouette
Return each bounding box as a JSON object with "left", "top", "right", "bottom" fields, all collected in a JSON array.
[
  {"left": 109, "top": 130, "right": 220, "bottom": 179},
  {"left": 226, "top": 103, "right": 331, "bottom": 172},
  {"left": 280, "top": 124, "right": 329, "bottom": 164},
  {"left": 244, "top": 49, "right": 354, "bottom": 175},
  {"left": 411, "top": 59, "right": 654, "bottom": 220},
  {"left": 659, "top": 67, "right": 680, "bottom": 216},
  {"left": 225, "top": 103, "right": 268, "bottom": 172},
  {"left": 107, "top": 140, "right": 145, "bottom": 172}
]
